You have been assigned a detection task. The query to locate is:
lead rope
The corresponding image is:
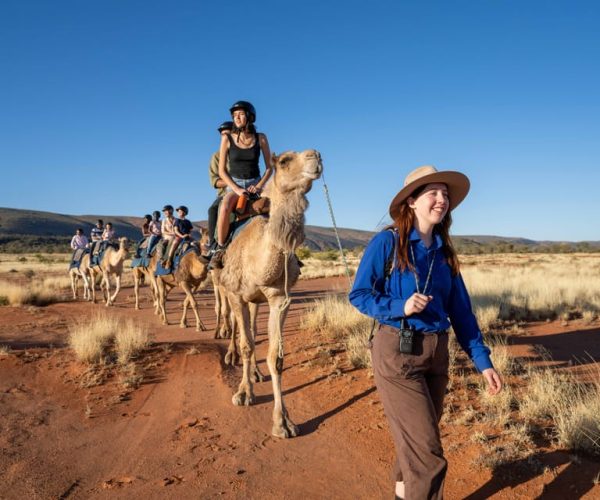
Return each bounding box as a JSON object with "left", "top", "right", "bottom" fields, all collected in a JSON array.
[
  {"left": 322, "top": 175, "right": 352, "bottom": 290},
  {"left": 276, "top": 249, "right": 292, "bottom": 373}
]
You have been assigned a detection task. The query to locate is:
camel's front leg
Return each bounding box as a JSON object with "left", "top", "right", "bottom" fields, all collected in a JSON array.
[
  {"left": 224, "top": 310, "right": 239, "bottom": 366},
  {"left": 103, "top": 272, "right": 112, "bottom": 306},
  {"left": 70, "top": 272, "right": 78, "bottom": 300},
  {"left": 181, "top": 282, "right": 206, "bottom": 332},
  {"left": 213, "top": 285, "right": 222, "bottom": 338},
  {"left": 148, "top": 273, "right": 160, "bottom": 315},
  {"left": 267, "top": 296, "right": 298, "bottom": 438},
  {"left": 89, "top": 270, "right": 97, "bottom": 303},
  {"left": 157, "top": 279, "right": 169, "bottom": 325},
  {"left": 249, "top": 302, "right": 265, "bottom": 383},
  {"left": 229, "top": 295, "right": 255, "bottom": 406},
  {"left": 133, "top": 269, "right": 141, "bottom": 310},
  {"left": 109, "top": 273, "right": 121, "bottom": 305}
]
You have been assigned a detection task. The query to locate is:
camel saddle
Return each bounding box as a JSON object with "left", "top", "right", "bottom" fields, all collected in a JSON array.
[
  {"left": 69, "top": 248, "right": 89, "bottom": 270},
  {"left": 90, "top": 241, "right": 118, "bottom": 268},
  {"left": 235, "top": 195, "right": 270, "bottom": 222},
  {"left": 154, "top": 240, "right": 197, "bottom": 276}
]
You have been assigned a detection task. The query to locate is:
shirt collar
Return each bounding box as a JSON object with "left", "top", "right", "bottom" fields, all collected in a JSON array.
[{"left": 409, "top": 227, "right": 444, "bottom": 250}]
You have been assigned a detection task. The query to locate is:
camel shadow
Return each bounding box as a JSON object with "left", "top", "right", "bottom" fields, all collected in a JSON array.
[
  {"left": 464, "top": 450, "right": 600, "bottom": 499},
  {"left": 299, "top": 385, "right": 377, "bottom": 436}
]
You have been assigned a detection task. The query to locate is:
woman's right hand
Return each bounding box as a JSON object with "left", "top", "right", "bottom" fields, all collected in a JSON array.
[
  {"left": 403, "top": 293, "right": 433, "bottom": 316},
  {"left": 233, "top": 186, "right": 247, "bottom": 197}
]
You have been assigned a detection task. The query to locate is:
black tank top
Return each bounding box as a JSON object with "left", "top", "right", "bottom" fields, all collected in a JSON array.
[{"left": 227, "top": 133, "right": 261, "bottom": 180}]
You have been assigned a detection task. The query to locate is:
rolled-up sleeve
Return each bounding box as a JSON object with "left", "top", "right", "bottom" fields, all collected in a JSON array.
[
  {"left": 349, "top": 231, "right": 407, "bottom": 322},
  {"left": 448, "top": 273, "right": 493, "bottom": 372}
]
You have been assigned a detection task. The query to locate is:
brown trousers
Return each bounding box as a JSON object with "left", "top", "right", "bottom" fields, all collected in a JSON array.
[{"left": 372, "top": 324, "right": 449, "bottom": 500}]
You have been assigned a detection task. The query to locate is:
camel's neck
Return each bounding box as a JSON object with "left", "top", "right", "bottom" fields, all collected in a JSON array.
[
  {"left": 266, "top": 190, "right": 307, "bottom": 252},
  {"left": 110, "top": 245, "right": 127, "bottom": 264}
]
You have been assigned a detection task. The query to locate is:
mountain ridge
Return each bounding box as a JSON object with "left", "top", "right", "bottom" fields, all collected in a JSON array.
[{"left": 0, "top": 207, "right": 598, "bottom": 252}]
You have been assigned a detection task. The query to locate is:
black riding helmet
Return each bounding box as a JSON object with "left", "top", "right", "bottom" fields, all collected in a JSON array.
[
  {"left": 229, "top": 101, "right": 256, "bottom": 123},
  {"left": 218, "top": 121, "right": 234, "bottom": 133},
  {"left": 176, "top": 205, "right": 189, "bottom": 216},
  {"left": 162, "top": 204, "right": 174, "bottom": 212},
  {"left": 143, "top": 214, "right": 152, "bottom": 221}
]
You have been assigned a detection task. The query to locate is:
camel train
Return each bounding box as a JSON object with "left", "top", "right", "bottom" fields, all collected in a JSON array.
[{"left": 69, "top": 149, "right": 323, "bottom": 438}]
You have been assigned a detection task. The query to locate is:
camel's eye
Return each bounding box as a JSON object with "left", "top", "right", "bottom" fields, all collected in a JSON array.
[{"left": 279, "top": 155, "right": 292, "bottom": 167}]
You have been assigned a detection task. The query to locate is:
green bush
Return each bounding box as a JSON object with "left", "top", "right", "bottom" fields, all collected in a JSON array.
[
  {"left": 296, "top": 247, "right": 312, "bottom": 259},
  {"left": 313, "top": 249, "right": 339, "bottom": 261}
]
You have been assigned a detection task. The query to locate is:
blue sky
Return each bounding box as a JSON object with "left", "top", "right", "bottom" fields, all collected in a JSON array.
[{"left": 1, "top": 0, "right": 598, "bottom": 241}]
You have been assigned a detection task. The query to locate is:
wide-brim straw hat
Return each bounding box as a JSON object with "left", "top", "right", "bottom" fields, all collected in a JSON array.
[{"left": 389, "top": 165, "right": 470, "bottom": 220}]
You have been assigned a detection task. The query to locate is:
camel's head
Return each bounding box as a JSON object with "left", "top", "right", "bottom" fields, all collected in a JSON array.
[
  {"left": 118, "top": 237, "right": 129, "bottom": 251},
  {"left": 270, "top": 149, "right": 323, "bottom": 194}
]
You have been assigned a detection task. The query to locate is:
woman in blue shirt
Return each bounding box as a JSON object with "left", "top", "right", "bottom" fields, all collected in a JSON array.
[{"left": 349, "top": 165, "right": 502, "bottom": 500}]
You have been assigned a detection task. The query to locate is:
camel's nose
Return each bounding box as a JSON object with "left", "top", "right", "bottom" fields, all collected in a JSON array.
[{"left": 305, "top": 149, "right": 321, "bottom": 161}]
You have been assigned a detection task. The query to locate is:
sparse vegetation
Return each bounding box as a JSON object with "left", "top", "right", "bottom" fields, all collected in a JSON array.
[
  {"left": 0, "top": 279, "right": 65, "bottom": 306},
  {"left": 69, "top": 313, "right": 150, "bottom": 365},
  {"left": 69, "top": 314, "right": 120, "bottom": 363},
  {"left": 115, "top": 319, "right": 150, "bottom": 364}
]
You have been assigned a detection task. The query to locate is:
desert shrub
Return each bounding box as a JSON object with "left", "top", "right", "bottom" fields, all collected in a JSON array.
[
  {"left": 18, "top": 257, "right": 27, "bottom": 263},
  {"left": 0, "top": 280, "right": 63, "bottom": 306},
  {"left": 518, "top": 362, "right": 600, "bottom": 455},
  {"left": 24, "top": 269, "right": 35, "bottom": 279},
  {"left": 300, "top": 294, "right": 372, "bottom": 368},
  {"left": 313, "top": 249, "right": 339, "bottom": 261},
  {"left": 69, "top": 314, "right": 120, "bottom": 364},
  {"left": 115, "top": 319, "right": 150, "bottom": 364},
  {"left": 296, "top": 247, "right": 312, "bottom": 259},
  {"left": 69, "top": 314, "right": 151, "bottom": 366}
]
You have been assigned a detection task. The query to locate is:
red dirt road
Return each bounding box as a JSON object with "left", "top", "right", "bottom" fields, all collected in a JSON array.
[{"left": 1, "top": 277, "right": 599, "bottom": 499}]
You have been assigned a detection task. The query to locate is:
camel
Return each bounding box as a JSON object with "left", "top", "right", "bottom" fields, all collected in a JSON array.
[
  {"left": 218, "top": 149, "right": 322, "bottom": 438},
  {"left": 155, "top": 240, "right": 211, "bottom": 332},
  {"left": 69, "top": 259, "right": 89, "bottom": 301},
  {"left": 132, "top": 251, "right": 160, "bottom": 312},
  {"left": 80, "top": 238, "right": 130, "bottom": 306}
]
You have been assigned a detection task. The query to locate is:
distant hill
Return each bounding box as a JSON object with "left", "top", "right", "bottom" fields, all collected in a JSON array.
[{"left": 0, "top": 207, "right": 598, "bottom": 253}]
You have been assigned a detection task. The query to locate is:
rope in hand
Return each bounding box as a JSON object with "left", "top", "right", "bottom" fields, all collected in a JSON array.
[{"left": 321, "top": 174, "right": 352, "bottom": 290}]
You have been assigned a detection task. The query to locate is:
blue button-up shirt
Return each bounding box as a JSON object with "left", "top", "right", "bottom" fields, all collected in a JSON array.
[{"left": 349, "top": 228, "right": 492, "bottom": 372}]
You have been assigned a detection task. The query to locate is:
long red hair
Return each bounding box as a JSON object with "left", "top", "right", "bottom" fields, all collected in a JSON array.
[{"left": 388, "top": 202, "right": 460, "bottom": 276}]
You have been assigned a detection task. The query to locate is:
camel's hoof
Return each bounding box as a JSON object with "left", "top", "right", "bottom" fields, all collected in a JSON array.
[
  {"left": 252, "top": 369, "right": 266, "bottom": 383},
  {"left": 232, "top": 392, "right": 255, "bottom": 407},
  {"left": 180, "top": 323, "right": 187, "bottom": 329},
  {"left": 272, "top": 420, "right": 299, "bottom": 439},
  {"left": 224, "top": 351, "right": 237, "bottom": 367}
]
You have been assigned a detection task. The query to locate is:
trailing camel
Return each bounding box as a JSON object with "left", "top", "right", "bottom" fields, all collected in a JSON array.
[
  {"left": 218, "top": 149, "right": 322, "bottom": 438},
  {"left": 155, "top": 238, "right": 211, "bottom": 332},
  {"left": 79, "top": 237, "right": 130, "bottom": 306}
]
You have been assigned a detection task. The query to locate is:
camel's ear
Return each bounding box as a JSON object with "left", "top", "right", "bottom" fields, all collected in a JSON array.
[{"left": 271, "top": 152, "right": 278, "bottom": 167}]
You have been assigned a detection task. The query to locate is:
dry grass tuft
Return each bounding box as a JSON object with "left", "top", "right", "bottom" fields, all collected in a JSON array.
[
  {"left": 68, "top": 313, "right": 119, "bottom": 364},
  {"left": 300, "top": 294, "right": 373, "bottom": 368},
  {"left": 0, "top": 280, "right": 64, "bottom": 306},
  {"left": 115, "top": 319, "right": 150, "bottom": 364},
  {"left": 0, "top": 344, "right": 11, "bottom": 356}
]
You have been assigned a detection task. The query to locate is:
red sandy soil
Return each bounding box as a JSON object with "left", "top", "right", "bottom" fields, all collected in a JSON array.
[{"left": 0, "top": 277, "right": 599, "bottom": 499}]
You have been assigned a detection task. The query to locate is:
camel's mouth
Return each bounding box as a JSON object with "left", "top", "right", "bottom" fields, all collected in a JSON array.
[{"left": 302, "top": 158, "right": 323, "bottom": 180}]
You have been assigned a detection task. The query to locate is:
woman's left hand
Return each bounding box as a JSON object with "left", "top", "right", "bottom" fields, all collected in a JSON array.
[{"left": 482, "top": 368, "right": 503, "bottom": 395}]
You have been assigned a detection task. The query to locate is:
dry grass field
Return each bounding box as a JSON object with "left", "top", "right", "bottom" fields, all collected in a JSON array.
[
  {"left": 299, "top": 252, "right": 600, "bottom": 467},
  {"left": 1, "top": 250, "right": 599, "bottom": 497}
]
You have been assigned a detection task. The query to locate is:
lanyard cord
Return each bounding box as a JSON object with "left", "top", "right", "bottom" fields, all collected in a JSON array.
[{"left": 409, "top": 243, "right": 436, "bottom": 295}]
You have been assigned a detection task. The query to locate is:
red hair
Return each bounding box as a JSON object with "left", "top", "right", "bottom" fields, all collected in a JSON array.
[{"left": 388, "top": 203, "right": 460, "bottom": 276}]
